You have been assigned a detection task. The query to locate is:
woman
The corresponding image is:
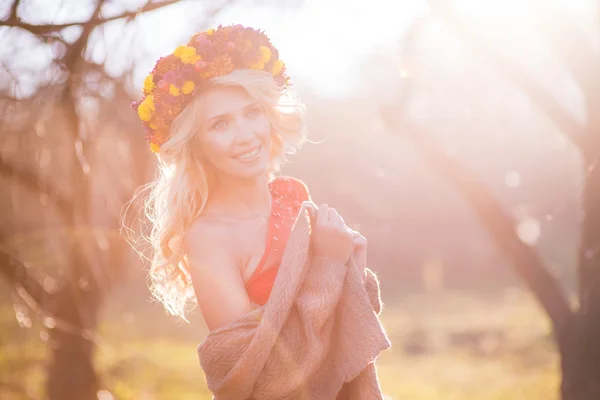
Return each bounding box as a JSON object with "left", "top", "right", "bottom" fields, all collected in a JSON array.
[{"left": 129, "top": 24, "right": 387, "bottom": 398}]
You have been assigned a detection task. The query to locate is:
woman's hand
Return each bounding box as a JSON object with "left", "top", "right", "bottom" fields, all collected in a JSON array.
[
  {"left": 351, "top": 230, "right": 368, "bottom": 280},
  {"left": 311, "top": 204, "right": 356, "bottom": 263}
]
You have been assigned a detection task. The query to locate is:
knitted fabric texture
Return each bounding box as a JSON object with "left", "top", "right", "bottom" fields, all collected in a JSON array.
[{"left": 197, "top": 201, "right": 391, "bottom": 399}]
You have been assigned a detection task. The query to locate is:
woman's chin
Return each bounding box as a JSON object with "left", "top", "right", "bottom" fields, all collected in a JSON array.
[
  {"left": 234, "top": 152, "right": 271, "bottom": 177},
  {"left": 225, "top": 161, "right": 270, "bottom": 180}
]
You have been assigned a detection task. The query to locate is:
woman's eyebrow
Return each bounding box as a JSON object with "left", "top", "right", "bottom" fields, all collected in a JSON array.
[
  {"left": 207, "top": 102, "right": 260, "bottom": 123},
  {"left": 244, "top": 101, "right": 260, "bottom": 109},
  {"left": 206, "top": 111, "right": 231, "bottom": 124}
]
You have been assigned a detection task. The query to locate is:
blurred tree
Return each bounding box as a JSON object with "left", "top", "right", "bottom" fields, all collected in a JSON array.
[
  {"left": 382, "top": 1, "right": 600, "bottom": 399},
  {"left": 0, "top": 0, "right": 274, "bottom": 398}
]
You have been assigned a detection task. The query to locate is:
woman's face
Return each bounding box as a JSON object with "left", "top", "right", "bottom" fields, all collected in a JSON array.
[{"left": 197, "top": 86, "right": 272, "bottom": 180}]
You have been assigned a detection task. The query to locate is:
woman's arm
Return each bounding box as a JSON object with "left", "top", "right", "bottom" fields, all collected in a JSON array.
[{"left": 184, "top": 222, "right": 255, "bottom": 332}]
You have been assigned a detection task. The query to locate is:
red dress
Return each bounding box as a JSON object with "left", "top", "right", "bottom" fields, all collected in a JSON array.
[
  {"left": 243, "top": 176, "right": 350, "bottom": 399},
  {"left": 245, "top": 176, "right": 310, "bottom": 305}
]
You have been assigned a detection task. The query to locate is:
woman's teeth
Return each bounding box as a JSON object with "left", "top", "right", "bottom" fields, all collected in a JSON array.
[{"left": 237, "top": 147, "right": 260, "bottom": 160}]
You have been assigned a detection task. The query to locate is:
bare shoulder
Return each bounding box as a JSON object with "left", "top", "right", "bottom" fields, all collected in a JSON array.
[
  {"left": 185, "top": 216, "right": 230, "bottom": 248},
  {"left": 183, "top": 216, "right": 236, "bottom": 275},
  {"left": 183, "top": 216, "right": 254, "bottom": 330}
]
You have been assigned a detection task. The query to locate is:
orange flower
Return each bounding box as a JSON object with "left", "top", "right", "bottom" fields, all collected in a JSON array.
[
  {"left": 237, "top": 38, "right": 252, "bottom": 52},
  {"left": 149, "top": 116, "right": 168, "bottom": 132},
  {"left": 219, "top": 26, "right": 233, "bottom": 39},
  {"left": 167, "top": 103, "right": 183, "bottom": 118},
  {"left": 154, "top": 55, "right": 180, "bottom": 77},
  {"left": 208, "top": 55, "right": 234, "bottom": 77},
  {"left": 151, "top": 129, "right": 169, "bottom": 148}
]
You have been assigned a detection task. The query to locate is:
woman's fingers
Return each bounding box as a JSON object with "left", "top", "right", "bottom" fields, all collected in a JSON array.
[
  {"left": 303, "top": 201, "right": 319, "bottom": 222},
  {"left": 317, "top": 203, "right": 329, "bottom": 225},
  {"left": 352, "top": 232, "right": 367, "bottom": 249},
  {"left": 321, "top": 205, "right": 354, "bottom": 235},
  {"left": 327, "top": 207, "right": 345, "bottom": 230},
  {"left": 311, "top": 203, "right": 367, "bottom": 264},
  {"left": 327, "top": 207, "right": 337, "bottom": 220}
]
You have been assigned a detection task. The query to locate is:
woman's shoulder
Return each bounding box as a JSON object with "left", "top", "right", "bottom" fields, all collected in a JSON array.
[
  {"left": 184, "top": 216, "right": 234, "bottom": 258},
  {"left": 183, "top": 216, "right": 244, "bottom": 287},
  {"left": 270, "top": 175, "right": 310, "bottom": 201}
]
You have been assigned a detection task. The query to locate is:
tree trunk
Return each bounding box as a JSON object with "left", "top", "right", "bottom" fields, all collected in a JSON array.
[
  {"left": 46, "top": 282, "right": 101, "bottom": 400},
  {"left": 45, "top": 88, "right": 99, "bottom": 400},
  {"left": 560, "top": 316, "right": 600, "bottom": 400},
  {"left": 561, "top": 147, "right": 600, "bottom": 400}
]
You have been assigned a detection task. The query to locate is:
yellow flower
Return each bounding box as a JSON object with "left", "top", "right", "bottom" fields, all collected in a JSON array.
[
  {"left": 172, "top": 45, "right": 187, "bottom": 57},
  {"left": 169, "top": 84, "right": 181, "bottom": 97},
  {"left": 259, "top": 46, "right": 271, "bottom": 63},
  {"left": 182, "top": 81, "right": 195, "bottom": 94},
  {"left": 143, "top": 74, "right": 155, "bottom": 94},
  {"left": 173, "top": 45, "right": 201, "bottom": 64},
  {"left": 271, "top": 60, "right": 284, "bottom": 76},
  {"left": 150, "top": 142, "right": 160, "bottom": 153},
  {"left": 137, "top": 95, "right": 155, "bottom": 121},
  {"left": 249, "top": 61, "right": 265, "bottom": 70}
]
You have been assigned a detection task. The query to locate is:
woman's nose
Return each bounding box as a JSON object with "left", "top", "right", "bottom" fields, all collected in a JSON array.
[{"left": 233, "top": 121, "right": 256, "bottom": 144}]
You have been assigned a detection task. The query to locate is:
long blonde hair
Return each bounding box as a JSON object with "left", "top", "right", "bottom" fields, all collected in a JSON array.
[{"left": 124, "top": 69, "right": 307, "bottom": 319}]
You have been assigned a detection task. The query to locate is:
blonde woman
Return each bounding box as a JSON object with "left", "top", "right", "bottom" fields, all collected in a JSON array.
[{"left": 127, "top": 25, "right": 389, "bottom": 399}]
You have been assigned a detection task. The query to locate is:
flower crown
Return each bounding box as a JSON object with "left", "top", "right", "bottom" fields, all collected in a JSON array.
[{"left": 133, "top": 25, "right": 289, "bottom": 153}]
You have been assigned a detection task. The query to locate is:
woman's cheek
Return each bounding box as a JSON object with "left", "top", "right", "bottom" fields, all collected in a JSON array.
[
  {"left": 257, "top": 114, "right": 272, "bottom": 135},
  {"left": 209, "top": 131, "right": 234, "bottom": 155}
]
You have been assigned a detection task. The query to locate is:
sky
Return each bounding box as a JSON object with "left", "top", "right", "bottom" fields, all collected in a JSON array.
[
  {"left": 133, "top": 0, "right": 428, "bottom": 97},
  {"left": 130, "top": 0, "right": 595, "bottom": 98},
  {"left": 0, "top": 0, "right": 596, "bottom": 98}
]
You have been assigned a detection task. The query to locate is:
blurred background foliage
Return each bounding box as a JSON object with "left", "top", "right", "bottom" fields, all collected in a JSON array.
[{"left": 1, "top": 0, "right": 600, "bottom": 399}]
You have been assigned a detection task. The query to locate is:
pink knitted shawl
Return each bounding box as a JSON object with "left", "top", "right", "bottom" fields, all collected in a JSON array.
[{"left": 197, "top": 202, "right": 391, "bottom": 399}]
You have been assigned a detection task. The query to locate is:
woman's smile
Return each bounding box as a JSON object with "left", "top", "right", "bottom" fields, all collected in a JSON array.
[{"left": 234, "top": 145, "right": 261, "bottom": 162}]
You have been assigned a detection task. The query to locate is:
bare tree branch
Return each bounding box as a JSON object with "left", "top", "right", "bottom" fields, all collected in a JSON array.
[
  {"left": 63, "top": 0, "right": 105, "bottom": 69},
  {"left": 427, "top": 0, "right": 588, "bottom": 149},
  {"left": 0, "top": 247, "right": 110, "bottom": 349},
  {"left": 0, "top": 0, "right": 182, "bottom": 36},
  {"left": 0, "top": 249, "right": 51, "bottom": 308},
  {"left": 8, "top": 0, "right": 20, "bottom": 22},
  {"left": 0, "top": 157, "right": 71, "bottom": 218},
  {"left": 382, "top": 109, "right": 574, "bottom": 340},
  {"left": 389, "top": 8, "right": 574, "bottom": 342}
]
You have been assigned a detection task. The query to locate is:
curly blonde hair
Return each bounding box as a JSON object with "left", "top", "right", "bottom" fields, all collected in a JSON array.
[{"left": 123, "top": 69, "right": 307, "bottom": 320}]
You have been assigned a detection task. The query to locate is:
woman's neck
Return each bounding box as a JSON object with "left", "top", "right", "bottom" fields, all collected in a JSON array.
[{"left": 206, "top": 173, "right": 272, "bottom": 219}]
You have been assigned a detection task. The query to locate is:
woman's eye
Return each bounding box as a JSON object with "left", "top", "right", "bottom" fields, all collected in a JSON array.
[
  {"left": 212, "top": 120, "right": 228, "bottom": 130},
  {"left": 247, "top": 108, "right": 261, "bottom": 118}
]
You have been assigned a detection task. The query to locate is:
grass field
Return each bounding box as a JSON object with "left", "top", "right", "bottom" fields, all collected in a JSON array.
[{"left": 0, "top": 287, "right": 560, "bottom": 399}]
